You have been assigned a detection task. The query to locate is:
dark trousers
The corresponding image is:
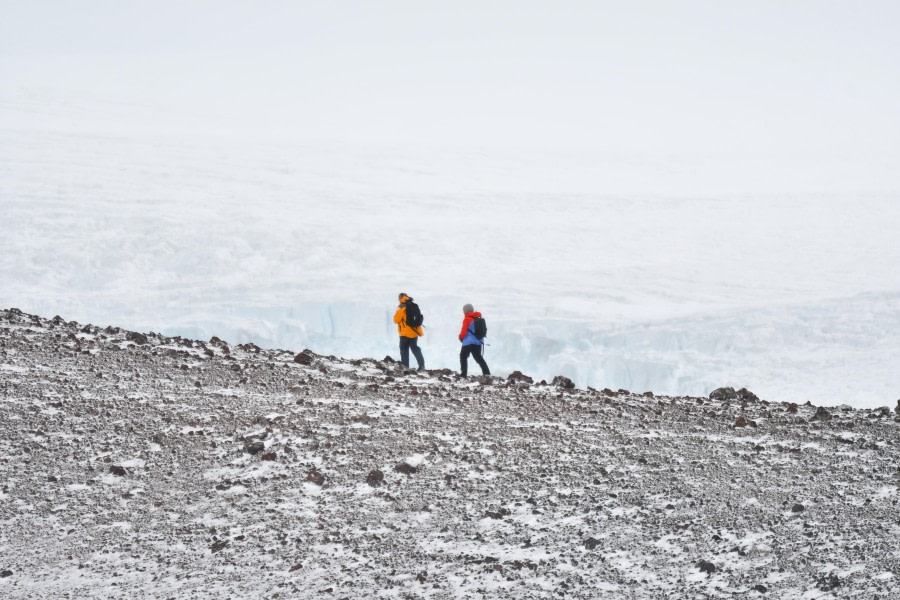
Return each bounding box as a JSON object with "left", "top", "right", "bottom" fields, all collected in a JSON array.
[
  {"left": 399, "top": 336, "right": 424, "bottom": 369},
  {"left": 460, "top": 344, "right": 490, "bottom": 376}
]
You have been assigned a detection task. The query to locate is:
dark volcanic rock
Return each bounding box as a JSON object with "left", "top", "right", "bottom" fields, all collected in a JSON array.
[
  {"left": 552, "top": 375, "right": 575, "bottom": 389},
  {"left": 126, "top": 331, "right": 149, "bottom": 345},
  {"left": 1, "top": 570, "right": 13, "bottom": 578},
  {"left": 710, "top": 387, "right": 737, "bottom": 401},
  {"left": 366, "top": 469, "right": 385, "bottom": 487},
  {"left": 293, "top": 350, "right": 314, "bottom": 365},
  {"left": 736, "top": 387, "right": 759, "bottom": 402},
  {"left": 261, "top": 452, "right": 277, "bottom": 461},
  {"left": 583, "top": 537, "right": 601, "bottom": 550},
  {"left": 244, "top": 441, "right": 265, "bottom": 455},
  {"left": 811, "top": 407, "right": 832, "bottom": 421},
  {"left": 697, "top": 560, "right": 716, "bottom": 575},
  {"left": 754, "top": 584, "right": 768, "bottom": 593},
  {"left": 507, "top": 370, "right": 534, "bottom": 384},
  {"left": 734, "top": 416, "right": 747, "bottom": 428},
  {"left": 791, "top": 503, "right": 805, "bottom": 513},
  {"left": 109, "top": 465, "right": 127, "bottom": 477},
  {"left": 306, "top": 469, "right": 326, "bottom": 486},
  {"left": 394, "top": 462, "right": 417, "bottom": 475}
]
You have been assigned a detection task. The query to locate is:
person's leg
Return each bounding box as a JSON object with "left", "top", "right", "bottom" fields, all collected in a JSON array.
[
  {"left": 459, "top": 345, "right": 472, "bottom": 376},
  {"left": 399, "top": 337, "right": 410, "bottom": 367},
  {"left": 472, "top": 344, "right": 490, "bottom": 375},
  {"left": 409, "top": 337, "right": 425, "bottom": 370}
]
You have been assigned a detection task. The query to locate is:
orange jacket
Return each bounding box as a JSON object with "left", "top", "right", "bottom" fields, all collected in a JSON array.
[{"left": 394, "top": 295, "right": 424, "bottom": 338}]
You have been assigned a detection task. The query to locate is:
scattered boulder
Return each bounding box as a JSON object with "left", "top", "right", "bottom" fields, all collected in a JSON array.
[
  {"left": 734, "top": 416, "right": 747, "bottom": 428},
  {"left": 710, "top": 387, "right": 737, "bottom": 401},
  {"left": 552, "top": 375, "right": 575, "bottom": 389},
  {"left": 0, "top": 570, "right": 12, "bottom": 578},
  {"left": 791, "top": 503, "right": 805, "bottom": 513},
  {"left": 210, "top": 540, "right": 228, "bottom": 553},
  {"left": 754, "top": 584, "right": 768, "bottom": 593},
  {"left": 126, "top": 331, "right": 149, "bottom": 345},
  {"left": 293, "top": 350, "right": 314, "bottom": 366},
  {"left": 244, "top": 441, "right": 265, "bottom": 455},
  {"left": 109, "top": 465, "right": 127, "bottom": 477},
  {"left": 306, "top": 469, "right": 326, "bottom": 486},
  {"left": 697, "top": 560, "right": 716, "bottom": 575},
  {"left": 811, "top": 407, "right": 832, "bottom": 422},
  {"left": 366, "top": 470, "right": 385, "bottom": 487},
  {"left": 261, "top": 452, "right": 277, "bottom": 461},
  {"left": 584, "top": 537, "right": 601, "bottom": 550},
  {"left": 394, "top": 462, "right": 418, "bottom": 475},
  {"left": 736, "top": 387, "right": 759, "bottom": 402},
  {"left": 787, "top": 403, "right": 799, "bottom": 414},
  {"left": 642, "top": 391, "right": 654, "bottom": 398},
  {"left": 507, "top": 371, "right": 534, "bottom": 384}
]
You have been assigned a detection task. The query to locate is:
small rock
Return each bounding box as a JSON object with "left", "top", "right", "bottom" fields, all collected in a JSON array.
[
  {"left": 787, "top": 402, "right": 798, "bottom": 414},
  {"left": 244, "top": 441, "right": 265, "bottom": 455},
  {"left": 507, "top": 370, "right": 534, "bottom": 384},
  {"left": 734, "top": 416, "right": 747, "bottom": 428},
  {"left": 552, "top": 375, "right": 575, "bottom": 389},
  {"left": 261, "top": 452, "right": 277, "bottom": 461},
  {"left": 306, "top": 469, "right": 325, "bottom": 486},
  {"left": 126, "top": 331, "right": 148, "bottom": 345},
  {"left": 416, "top": 571, "right": 427, "bottom": 584},
  {"left": 584, "top": 538, "right": 601, "bottom": 550},
  {"left": 394, "top": 462, "right": 417, "bottom": 475},
  {"left": 366, "top": 470, "right": 385, "bottom": 487},
  {"left": 736, "top": 387, "right": 759, "bottom": 402},
  {"left": 210, "top": 540, "right": 228, "bottom": 553},
  {"left": 109, "top": 465, "right": 127, "bottom": 477},
  {"left": 697, "top": 560, "right": 716, "bottom": 575},
  {"left": 811, "top": 407, "right": 831, "bottom": 421},
  {"left": 710, "top": 387, "right": 737, "bottom": 401},
  {"left": 791, "top": 503, "right": 805, "bottom": 513},
  {"left": 754, "top": 584, "right": 768, "bottom": 593},
  {"left": 1, "top": 570, "right": 12, "bottom": 578},
  {"left": 293, "top": 351, "right": 314, "bottom": 366}
]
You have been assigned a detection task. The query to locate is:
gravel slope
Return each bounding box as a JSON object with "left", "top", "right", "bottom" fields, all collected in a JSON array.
[{"left": 1, "top": 308, "right": 899, "bottom": 599}]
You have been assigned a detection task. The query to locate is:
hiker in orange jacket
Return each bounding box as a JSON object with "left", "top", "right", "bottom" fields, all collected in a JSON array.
[{"left": 393, "top": 292, "right": 425, "bottom": 371}]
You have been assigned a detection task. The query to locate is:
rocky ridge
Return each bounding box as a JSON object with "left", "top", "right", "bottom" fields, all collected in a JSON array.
[{"left": 1, "top": 308, "right": 899, "bottom": 599}]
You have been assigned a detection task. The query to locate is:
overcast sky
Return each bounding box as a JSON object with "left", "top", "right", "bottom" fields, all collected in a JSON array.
[{"left": 2, "top": 1, "right": 899, "bottom": 190}]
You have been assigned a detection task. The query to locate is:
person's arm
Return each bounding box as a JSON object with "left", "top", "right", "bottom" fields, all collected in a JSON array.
[
  {"left": 458, "top": 316, "right": 472, "bottom": 341},
  {"left": 393, "top": 307, "right": 405, "bottom": 325}
]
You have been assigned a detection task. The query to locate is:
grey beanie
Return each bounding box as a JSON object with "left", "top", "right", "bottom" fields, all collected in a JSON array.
[{"left": 463, "top": 303, "right": 474, "bottom": 314}]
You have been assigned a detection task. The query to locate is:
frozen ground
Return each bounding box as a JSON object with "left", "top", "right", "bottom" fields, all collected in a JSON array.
[
  {"left": 1, "top": 309, "right": 899, "bottom": 599},
  {"left": 2, "top": 92, "right": 900, "bottom": 407}
]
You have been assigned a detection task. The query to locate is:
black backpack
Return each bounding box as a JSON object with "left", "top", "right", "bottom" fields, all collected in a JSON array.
[
  {"left": 405, "top": 301, "right": 424, "bottom": 328},
  {"left": 472, "top": 316, "right": 487, "bottom": 339}
]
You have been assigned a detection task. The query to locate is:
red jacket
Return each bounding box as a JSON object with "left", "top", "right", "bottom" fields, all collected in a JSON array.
[{"left": 459, "top": 311, "right": 482, "bottom": 342}]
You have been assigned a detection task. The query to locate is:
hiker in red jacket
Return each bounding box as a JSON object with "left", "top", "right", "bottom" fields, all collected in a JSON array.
[{"left": 458, "top": 303, "right": 490, "bottom": 377}]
